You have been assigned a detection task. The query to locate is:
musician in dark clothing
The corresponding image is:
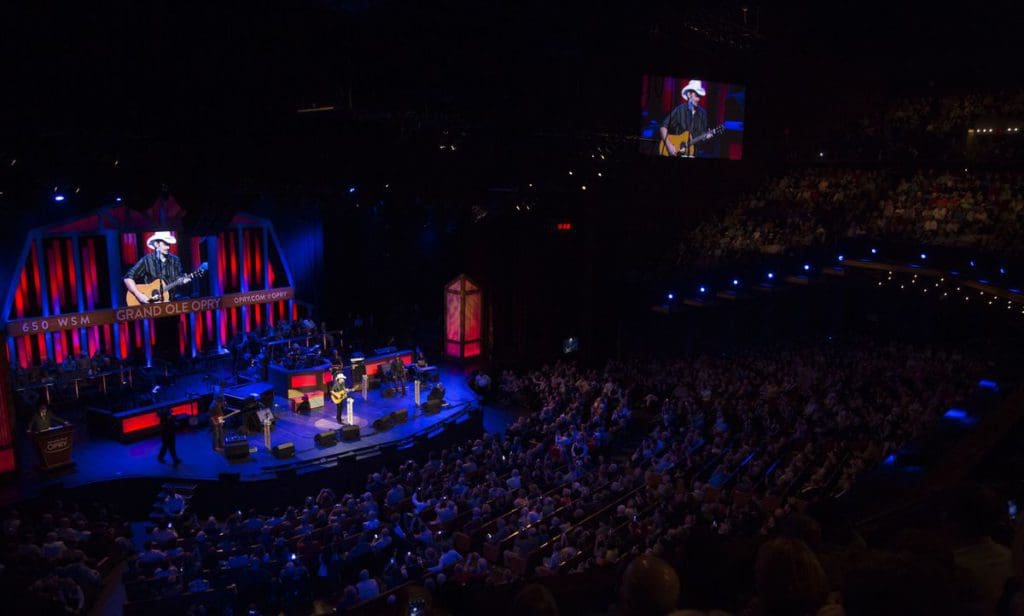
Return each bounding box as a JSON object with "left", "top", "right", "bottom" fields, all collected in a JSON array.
[
  {"left": 123, "top": 231, "right": 186, "bottom": 305},
  {"left": 390, "top": 357, "right": 407, "bottom": 396},
  {"left": 659, "top": 79, "right": 710, "bottom": 157},
  {"left": 157, "top": 407, "right": 181, "bottom": 465},
  {"left": 209, "top": 395, "right": 227, "bottom": 451},
  {"left": 27, "top": 403, "right": 66, "bottom": 433}
]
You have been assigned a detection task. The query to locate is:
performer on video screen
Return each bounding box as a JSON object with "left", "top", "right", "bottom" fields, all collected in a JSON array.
[
  {"left": 659, "top": 80, "right": 709, "bottom": 157},
  {"left": 123, "top": 231, "right": 186, "bottom": 305}
]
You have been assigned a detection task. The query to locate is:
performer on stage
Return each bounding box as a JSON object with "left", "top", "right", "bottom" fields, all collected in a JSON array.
[
  {"left": 122, "top": 231, "right": 188, "bottom": 305},
  {"left": 390, "top": 357, "right": 407, "bottom": 396},
  {"left": 26, "top": 403, "right": 66, "bottom": 433},
  {"left": 331, "top": 373, "right": 350, "bottom": 422},
  {"left": 659, "top": 80, "right": 709, "bottom": 157},
  {"left": 209, "top": 394, "right": 227, "bottom": 452},
  {"left": 157, "top": 406, "right": 182, "bottom": 465}
]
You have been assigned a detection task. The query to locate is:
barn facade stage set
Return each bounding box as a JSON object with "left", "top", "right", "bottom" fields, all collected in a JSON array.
[{"left": 0, "top": 196, "right": 482, "bottom": 494}]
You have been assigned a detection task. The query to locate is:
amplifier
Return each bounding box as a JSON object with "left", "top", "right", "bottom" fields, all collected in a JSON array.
[
  {"left": 314, "top": 430, "right": 337, "bottom": 447},
  {"left": 224, "top": 436, "right": 250, "bottom": 460},
  {"left": 272, "top": 442, "right": 296, "bottom": 459},
  {"left": 391, "top": 408, "right": 409, "bottom": 424},
  {"left": 372, "top": 416, "right": 394, "bottom": 432},
  {"left": 341, "top": 424, "right": 361, "bottom": 441}
]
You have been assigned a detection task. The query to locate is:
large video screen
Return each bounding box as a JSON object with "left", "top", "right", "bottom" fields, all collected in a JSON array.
[{"left": 640, "top": 75, "right": 745, "bottom": 160}]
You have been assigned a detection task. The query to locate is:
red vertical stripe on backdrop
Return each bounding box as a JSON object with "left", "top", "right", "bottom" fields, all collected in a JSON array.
[
  {"left": 218, "top": 309, "right": 227, "bottom": 347},
  {"left": 14, "top": 267, "right": 25, "bottom": 318},
  {"left": 54, "top": 331, "right": 65, "bottom": 364},
  {"left": 134, "top": 321, "right": 142, "bottom": 349},
  {"left": 64, "top": 239, "right": 76, "bottom": 309},
  {"left": 46, "top": 242, "right": 60, "bottom": 315},
  {"left": 192, "top": 237, "right": 201, "bottom": 270},
  {"left": 16, "top": 337, "right": 24, "bottom": 369},
  {"left": 36, "top": 333, "right": 47, "bottom": 362},
  {"left": 86, "top": 238, "right": 98, "bottom": 309},
  {"left": 195, "top": 312, "right": 203, "bottom": 352},
  {"left": 229, "top": 232, "right": 238, "bottom": 289},
  {"left": 103, "top": 325, "right": 112, "bottom": 355},
  {"left": 71, "top": 327, "right": 81, "bottom": 357},
  {"left": 31, "top": 244, "right": 42, "bottom": 314},
  {"left": 122, "top": 233, "right": 138, "bottom": 267},
  {"left": 217, "top": 232, "right": 226, "bottom": 293},
  {"left": 179, "top": 315, "right": 187, "bottom": 356},
  {"left": 119, "top": 324, "right": 129, "bottom": 358},
  {"left": 230, "top": 307, "right": 238, "bottom": 335},
  {"left": 150, "top": 321, "right": 156, "bottom": 346},
  {"left": 204, "top": 311, "right": 213, "bottom": 343},
  {"left": 292, "top": 303, "right": 298, "bottom": 321},
  {"left": 251, "top": 230, "right": 260, "bottom": 288}
]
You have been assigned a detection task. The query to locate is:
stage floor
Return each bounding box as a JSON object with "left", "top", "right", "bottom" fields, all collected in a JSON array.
[{"left": 7, "top": 365, "right": 482, "bottom": 497}]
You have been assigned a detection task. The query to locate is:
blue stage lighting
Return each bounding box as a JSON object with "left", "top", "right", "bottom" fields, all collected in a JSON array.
[
  {"left": 767, "top": 272, "right": 774, "bottom": 279},
  {"left": 883, "top": 454, "right": 896, "bottom": 466},
  {"left": 837, "top": 255, "right": 844, "bottom": 262},
  {"left": 667, "top": 293, "right": 674, "bottom": 300},
  {"left": 978, "top": 379, "right": 999, "bottom": 391},
  {"left": 53, "top": 194, "right": 65, "bottom": 202},
  {"left": 1000, "top": 267, "right": 1007, "bottom": 274},
  {"left": 698, "top": 286, "right": 706, "bottom": 294},
  {"left": 115, "top": 196, "right": 123, "bottom": 202},
  {"left": 732, "top": 279, "right": 739, "bottom": 286},
  {"left": 920, "top": 253, "right": 927, "bottom": 260},
  {"left": 944, "top": 409, "right": 968, "bottom": 420},
  {"left": 970, "top": 260, "right": 976, "bottom": 267},
  {"left": 870, "top": 248, "right": 878, "bottom": 254},
  {"left": 803, "top": 264, "right": 810, "bottom": 271},
  {"left": 348, "top": 186, "right": 357, "bottom": 193}
]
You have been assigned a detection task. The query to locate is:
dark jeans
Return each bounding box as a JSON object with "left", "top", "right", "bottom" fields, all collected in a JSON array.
[{"left": 159, "top": 433, "right": 179, "bottom": 462}]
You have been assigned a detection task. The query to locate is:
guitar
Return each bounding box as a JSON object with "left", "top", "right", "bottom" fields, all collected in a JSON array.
[
  {"left": 126, "top": 262, "right": 209, "bottom": 306},
  {"left": 211, "top": 409, "right": 241, "bottom": 426},
  {"left": 658, "top": 124, "right": 725, "bottom": 157},
  {"left": 331, "top": 386, "right": 352, "bottom": 405}
]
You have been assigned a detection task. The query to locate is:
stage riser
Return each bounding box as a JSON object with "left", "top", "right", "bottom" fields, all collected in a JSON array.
[{"left": 88, "top": 394, "right": 213, "bottom": 443}]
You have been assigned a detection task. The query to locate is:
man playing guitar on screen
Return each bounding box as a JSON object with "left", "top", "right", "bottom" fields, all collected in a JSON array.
[
  {"left": 659, "top": 79, "right": 711, "bottom": 157},
  {"left": 123, "top": 231, "right": 192, "bottom": 305}
]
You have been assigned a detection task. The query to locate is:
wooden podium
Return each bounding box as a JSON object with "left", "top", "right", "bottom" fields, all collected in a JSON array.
[{"left": 32, "top": 425, "right": 75, "bottom": 470}]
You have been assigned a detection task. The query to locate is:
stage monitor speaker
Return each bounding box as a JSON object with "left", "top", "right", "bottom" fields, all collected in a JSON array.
[
  {"left": 272, "top": 442, "right": 296, "bottom": 459},
  {"left": 372, "top": 416, "right": 394, "bottom": 432},
  {"left": 341, "top": 424, "right": 361, "bottom": 441},
  {"left": 314, "top": 430, "right": 337, "bottom": 447},
  {"left": 391, "top": 408, "right": 409, "bottom": 425},
  {"left": 352, "top": 362, "right": 366, "bottom": 382},
  {"left": 422, "top": 399, "right": 442, "bottom": 415},
  {"left": 224, "top": 437, "right": 250, "bottom": 460}
]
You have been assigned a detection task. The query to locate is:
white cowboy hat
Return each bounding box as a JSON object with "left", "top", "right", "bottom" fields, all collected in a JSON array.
[
  {"left": 681, "top": 80, "right": 706, "bottom": 98},
  {"left": 334, "top": 373, "right": 347, "bottom": 384},
  {"left": 147, "top": 231, "right": 178, "bottom": 248}
]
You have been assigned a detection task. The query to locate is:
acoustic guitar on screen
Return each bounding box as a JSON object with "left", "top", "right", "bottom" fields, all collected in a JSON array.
[
  {"left": 125, "top": 263, "right": 208, "bottom": 306},
  {"left": 658, "top": 124, "right": 725, "bottom": 157}
]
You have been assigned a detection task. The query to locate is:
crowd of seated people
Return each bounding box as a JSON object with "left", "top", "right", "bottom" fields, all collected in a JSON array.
[
  {"left": 676, "top": 167, "right": 1024, "bottom": 265},
  {"left": 0, "top": 499, "right": 134, "bottom": 614},
  {"left": 102, "top": 336, "right": 994, "bottom": 614}
]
